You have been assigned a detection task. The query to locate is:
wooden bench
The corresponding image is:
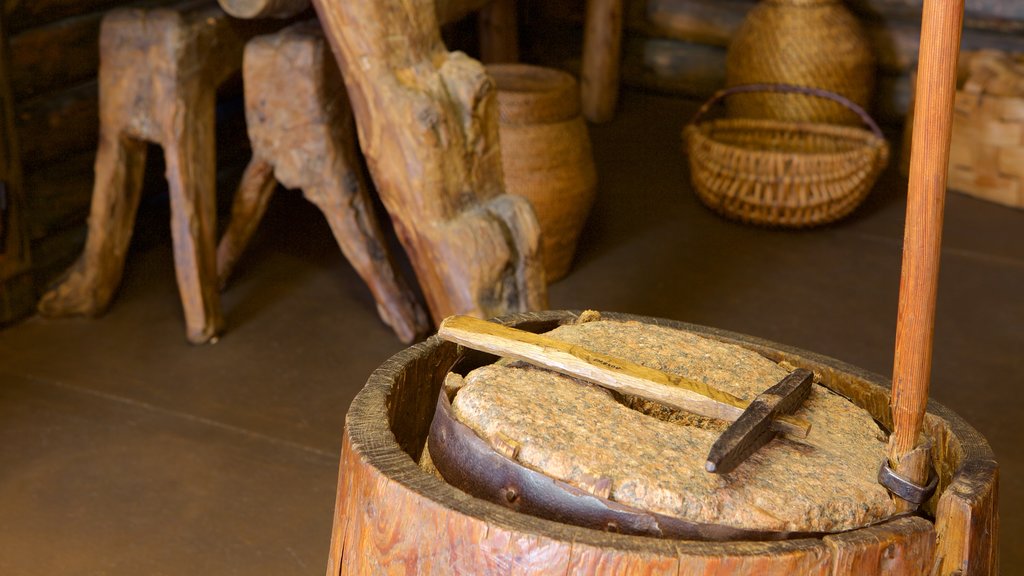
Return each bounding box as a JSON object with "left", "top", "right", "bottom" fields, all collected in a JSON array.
[{"left": 37, "top": 1, "right": 271, "bottom": 343}]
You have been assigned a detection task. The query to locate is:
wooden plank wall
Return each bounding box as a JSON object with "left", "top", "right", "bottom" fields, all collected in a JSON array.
[{"left": 521, "top": 0, "right": 1024, "bottom": 125}]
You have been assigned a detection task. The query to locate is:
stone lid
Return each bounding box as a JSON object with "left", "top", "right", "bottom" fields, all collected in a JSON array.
[{"left": 449, "top": 319, "right": 897, "bottom": 533}]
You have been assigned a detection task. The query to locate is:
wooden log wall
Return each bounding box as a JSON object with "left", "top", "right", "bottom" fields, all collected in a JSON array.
[
  {"left": 0, "top": 10, "right": 33, "bottom": 323},
  {"left": 1, "top": 0, "right": 256, "bottom": 299},
  {"left": 521, "top": 0, "right": 1024, "bottom": 125},
  {"left": 2, "top": 0, "right": 175, "bottom": 295}
]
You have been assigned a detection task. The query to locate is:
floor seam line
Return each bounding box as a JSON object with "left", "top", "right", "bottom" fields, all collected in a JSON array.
[
  {"left": 835, "top": 230, "right": 1024, "bottom": 269},
  {"left": 1, "top": 368, "right": 338, "bottom": 463}
]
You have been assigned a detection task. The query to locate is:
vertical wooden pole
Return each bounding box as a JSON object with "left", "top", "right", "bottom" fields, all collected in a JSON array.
[
  {"left": 478, "top": 0, "right": 518, "bottom": 63},
  {"left": 581, "top": 0, "right": 623, "bottom": 123},
  {"left": 888, "top": 0, "right": 965, "bottom": 493}
]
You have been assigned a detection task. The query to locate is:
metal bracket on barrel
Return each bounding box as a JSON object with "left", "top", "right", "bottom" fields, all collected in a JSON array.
[
  {"left": 877, "top": 438, "right": 938, "bottom": 508},
  {"left": 877, "top": 460, "right": 938, "bottom": 507}
]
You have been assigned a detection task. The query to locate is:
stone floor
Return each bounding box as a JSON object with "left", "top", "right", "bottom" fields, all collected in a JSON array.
[{"left": 0, "top": 91, "right": 1019, "bottom": 574}]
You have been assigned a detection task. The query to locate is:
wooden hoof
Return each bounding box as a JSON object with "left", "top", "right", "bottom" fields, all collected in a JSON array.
[
  {"left": 327, "top": 311, "right": 998, "bottom": 575},
  {"left": 37, "top": 259, "right": 118, "bottom": 319}
]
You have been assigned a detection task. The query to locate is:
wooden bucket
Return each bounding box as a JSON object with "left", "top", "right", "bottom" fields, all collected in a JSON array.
[
  {"left": 326, "top": 311, "right": 998, "bottom": 575},
  {"left": 488, "top": 65, "right": 597, "bottom": 282}
]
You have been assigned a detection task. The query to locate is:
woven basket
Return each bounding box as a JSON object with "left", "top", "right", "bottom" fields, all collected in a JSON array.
[
  {"left": 488, "top": 64, "right": 597, "bottom": 282},
  {"left": 683, "top": 84, "right": 890, "bottom": 227},
  {"left": 725, "top": 0, "right": 874, "bottom": 126}
]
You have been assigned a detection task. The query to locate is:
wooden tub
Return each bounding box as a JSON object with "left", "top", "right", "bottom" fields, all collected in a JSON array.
[{"left": 325, "top": 311, "right": 998, "bottom": 575}]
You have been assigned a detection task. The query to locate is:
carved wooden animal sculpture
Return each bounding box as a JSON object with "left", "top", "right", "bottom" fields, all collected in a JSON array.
[
  {"left": 217, "top": 22, "right": 429, "bottom": 343},
  {"left": 309, "top": 0, "right": 546, "bottom": 324},
  {"left": 37, "top": 1, "right": 271, "bottom": 343}
]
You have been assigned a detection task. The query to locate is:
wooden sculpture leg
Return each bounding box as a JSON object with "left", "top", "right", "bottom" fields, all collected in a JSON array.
[
  {"left": 302, "top": 123, "right": 428, "bottom": 343},
  {"left": 216, "top": 156, "right": 277, "bottom": 288},
  {"left": 312, "top": 0, "right": 548, "bottom": 325},
  {"left": 219, "top": 22, "right": 429, "bottom": 342},
  {"left": 37, "top": 3, "right": 259, "bottom": 343},
  {"left": 416, "top": 193, "right": 545, "bottom": 321},
  {"left": 162, "top": 91, "right": 224, "bottom": 343},
  {"left": 37, "top": 125, "right": 148, "bottom": 317},
  {"left": 304, "top": 177, "right": 428, "bottom": 344}
]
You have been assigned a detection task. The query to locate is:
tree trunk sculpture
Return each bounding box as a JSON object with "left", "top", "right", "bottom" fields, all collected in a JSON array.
[{"left": 310, "top": 0, "right": 546, "bottom": 324}]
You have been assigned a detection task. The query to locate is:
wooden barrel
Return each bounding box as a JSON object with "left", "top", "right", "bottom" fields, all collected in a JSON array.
[
  {"left": 325, "top": 311, "right": 998, "bottom": 575},
  {"left": 488, "top": 65, "right": 597, "bottom": 282}
]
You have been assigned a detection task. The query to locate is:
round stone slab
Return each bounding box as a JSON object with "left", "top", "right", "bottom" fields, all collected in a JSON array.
[{"left": 450, "top": 319, "right": 897, "bottom": 533}]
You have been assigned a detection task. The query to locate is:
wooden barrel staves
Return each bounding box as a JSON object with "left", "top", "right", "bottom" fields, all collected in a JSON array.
[
  {"left": 325, "top": 311, "right": 998, "bottom": 575},
  {"left": 489, "top": 65, "right": 598, "bottom": 282}
]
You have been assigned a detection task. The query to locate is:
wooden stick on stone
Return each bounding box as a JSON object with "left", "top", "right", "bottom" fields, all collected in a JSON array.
[
  {"left": 888, "top": 0, "right": 965, "bottom": 507},
  {"left": 438, "top": 315, "right": 810, "bottom": 437},
  {"left": 310, "top": 0, "right": 547, "bottom": 324}
]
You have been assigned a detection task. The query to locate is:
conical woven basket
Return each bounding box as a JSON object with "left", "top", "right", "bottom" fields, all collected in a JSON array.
[
  {"left": 683, "top": 84, "right": 890, "bottom": 227},
  {"left": 725, "top": 0, "right": 875, "bottom": 126}
]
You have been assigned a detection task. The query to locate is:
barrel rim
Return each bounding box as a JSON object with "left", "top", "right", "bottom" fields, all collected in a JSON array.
[{"left": 345, "top": 310, "right": 994, "bottom": 554}]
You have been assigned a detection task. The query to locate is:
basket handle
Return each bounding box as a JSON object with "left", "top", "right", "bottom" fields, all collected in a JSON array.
[{"left": 688, "top": 83, "right": 884, "bottom": 139}]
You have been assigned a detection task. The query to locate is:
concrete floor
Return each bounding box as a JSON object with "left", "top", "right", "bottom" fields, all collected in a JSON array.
[{"left": 0, "top": 91, "right": 1020, "bottom": 573}]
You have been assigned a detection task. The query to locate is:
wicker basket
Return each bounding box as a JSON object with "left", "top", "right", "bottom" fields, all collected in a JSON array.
[
  {"left": 683, "top": 84, "right": 890, "bottom": 227},
  {"left": 725, "top": 0, "right": 875, "bottom": 126},
  {"left": 488, "top": 64, "right": 597, "bottom": 282}
]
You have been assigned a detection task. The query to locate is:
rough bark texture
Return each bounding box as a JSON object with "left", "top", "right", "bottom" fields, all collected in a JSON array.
[
  {"left": 325, "top": 310, "right": 998, "bottom": 575},
  {"left": 310, "top": 0, "right": 546, "bottom": 325},
  {"left": 217, "top": 21, "right": 429, "bottom": 343},
  {"left": 36, "top": 1, "right": 271, "bottom": 343}
]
